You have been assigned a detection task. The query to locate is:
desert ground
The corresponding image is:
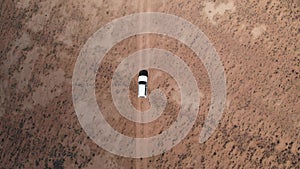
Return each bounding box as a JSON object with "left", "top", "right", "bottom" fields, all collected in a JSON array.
[{"left": 0, "top": 0, "right": 299, "bottom": 168}]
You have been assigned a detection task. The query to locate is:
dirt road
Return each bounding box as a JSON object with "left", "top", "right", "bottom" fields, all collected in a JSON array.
[{"left": 0, "top": 0, "right": 299, "bottom": 168}]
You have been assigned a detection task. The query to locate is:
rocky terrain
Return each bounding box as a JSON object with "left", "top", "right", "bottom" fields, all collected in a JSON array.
[{"left": 0, "top": 0, "right": 299, "bottom": 168}]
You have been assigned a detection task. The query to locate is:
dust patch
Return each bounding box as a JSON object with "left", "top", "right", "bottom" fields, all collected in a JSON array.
[
  {"left": 0, "top": 85, "right": 4, "bottom": 117},
  {"left": 82, "top": 153, "right": 124, "bottom": 169},
  {"left": 25, "top": 0, "right": 59, "bottom": 32},
  {"left": 0, "top": 80, "right": 5, "bottom": 104},
  {"left": 16, "top": 0, "right": 30, "bottom": 9},
  {"left": 3, "top": 32, "right": 33, "bottom": 73},
  {"left": 226, "top": 98, "right": 231, "bottom": 109},
  {"left": 14, "top": 46, "right": 40, "bottom": 91},
  {"left": 79, "top": 0, "right": 104, "bottom": 20},
  {"left": 204, "top": 1, "right": 235, "bottom": 25},
  {"left": 107, "top": 0, "right": 123, "bottom": 11},
  {"left": 32, "top": 68, "right": 65, "bottom": 106},
  {"left": 251, "top": 25, "right": 266, "bottom": 39},
  {"left": 15, "top": 32, "right": 33, "bottom": 50},
  {"left": 0, "top": 108, "right": 4, "bottom": 117},
  {"left": 56, "top": 20, "right": 80, "bottom": 47}
]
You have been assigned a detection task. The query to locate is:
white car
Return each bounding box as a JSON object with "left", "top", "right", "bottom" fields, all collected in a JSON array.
[{"left": 138, "top": 70, "right": 148, "bottom": 98}]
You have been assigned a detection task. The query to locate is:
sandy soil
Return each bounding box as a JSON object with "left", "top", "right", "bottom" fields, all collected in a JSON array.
[{"left": 0, "top": 0, "right": 299, "bottom": 168}]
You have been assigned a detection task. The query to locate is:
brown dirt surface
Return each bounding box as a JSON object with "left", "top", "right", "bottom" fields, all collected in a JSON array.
[{"left": 0, "top": 0, "right": 299, "bottom": 168}]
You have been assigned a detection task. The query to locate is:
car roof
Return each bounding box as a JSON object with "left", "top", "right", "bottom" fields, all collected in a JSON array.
[
  {"left": 138, "top": 83, "right": 147, "bottom": 98},
  {"left": 139, "top": 70, "right": 148, "bottom": 76}
]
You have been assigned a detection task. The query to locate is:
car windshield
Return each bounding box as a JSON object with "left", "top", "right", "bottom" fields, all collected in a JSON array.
[{"left": 139, "top": 70, "right": 148, "bottom": 76}]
